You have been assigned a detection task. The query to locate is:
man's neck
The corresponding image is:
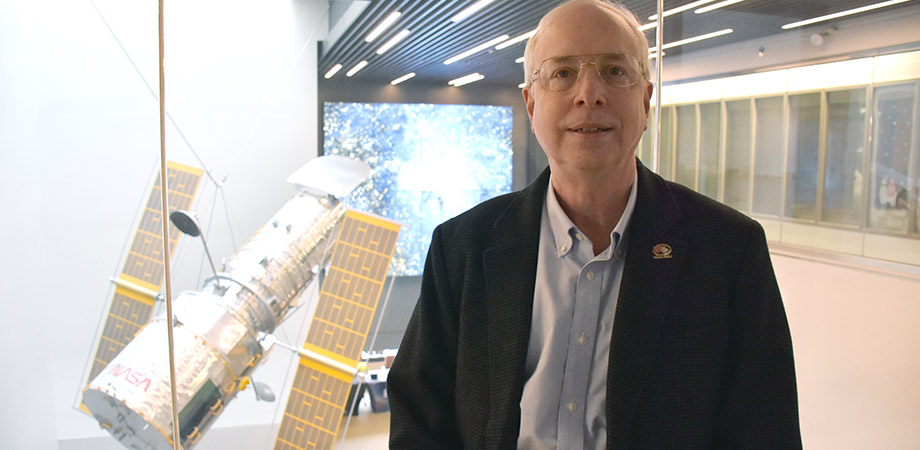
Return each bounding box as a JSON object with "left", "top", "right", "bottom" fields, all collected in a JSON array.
[{"left": 550, "top": 163, "right": 636, "bottom": 255}]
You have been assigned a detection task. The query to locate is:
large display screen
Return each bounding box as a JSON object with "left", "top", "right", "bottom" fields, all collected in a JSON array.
[{"left": 323, "top": 101, "right": 514, "bottom": 276}]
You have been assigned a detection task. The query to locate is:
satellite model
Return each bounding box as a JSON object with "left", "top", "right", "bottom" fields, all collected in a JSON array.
[{"left": 80, "top": 156, "right": 400, "bottom": 450}]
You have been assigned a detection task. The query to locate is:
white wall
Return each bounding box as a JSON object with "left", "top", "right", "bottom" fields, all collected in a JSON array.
[
  {"left": 0, "top": 0, "right": 328, "bottom": 448},
  {"left": 773, "top": 250, "right": 920, "bottom": 449}
]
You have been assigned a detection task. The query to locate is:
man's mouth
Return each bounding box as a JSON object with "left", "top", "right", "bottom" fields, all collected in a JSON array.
[{"left": 570, "top": 127, "right": 610, "bottom": 133}]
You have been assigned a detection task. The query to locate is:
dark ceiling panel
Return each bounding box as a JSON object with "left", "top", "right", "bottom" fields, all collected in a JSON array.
[{"left": 319, "top": 0, "right": 920, "bottom": 87}]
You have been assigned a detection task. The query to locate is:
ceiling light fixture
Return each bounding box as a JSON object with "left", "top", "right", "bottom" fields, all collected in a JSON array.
[
  {"left": 781, "top": 0, "right": 910, "bottom": 29},
  {"left": 365, "top": 11, "right": 401, "bottom": 42},
  {"left": 376, "top": 29, "right": 411, "bottom": 55},
  {"left": 695, "top": 0, "right": 747, "bottom": 14},
  {"left": 649, "top": 0, "right": 717, "bottom": 20},
  {"left": 324, "top": 64, "right": 343, "bottom": 79},
  {"left": 650, "top": 28, "right": 733, "bottom": 51},
  {"left": 391, "top": 72, "right": 416, "bottom": 85},
  {"left": 346, "top": 60, "right": 368, "bottom": 77},
  {"left": 450, "top": 0, "right": 497, "bottom": 23},
  {"left": 444, "top": 35, "right": 510, "bottom": 65},
  {"left": 639, "top": 22, "right": 658, "bottom": 31},
  {"left": 495, "top": 29, "right": 537, "bottom": 50},
  {"left": 448, "top": 73, "right": 485, "bottom": 87},
  {"left": 514, "top": 56, "right": 525, "bottom": 64}
]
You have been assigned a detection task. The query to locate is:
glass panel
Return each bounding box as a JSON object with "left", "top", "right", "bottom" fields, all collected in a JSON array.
[
  {"left": 823, "top": 88, "right": 867, "bottom": 226},
  {"left": 659, "top": 106, "right": 675, "bottom": 180},
  {"left": 786, "top": 93, "right": 821, "bottom": 220},
  {"left": 869, "top": 83, "right": 916, "bottom": 233},
  {"left": 753, "top": 96, "right": 785, "bottom": 216},
  {"left": 725, "top": 99, "right": 753, "bottom": 213},
  {"left": 675, "top": 104, "right": 698, "bottom": 188},
  {"left": 699, "top": 102, "right": 722, "bottom": 201}
]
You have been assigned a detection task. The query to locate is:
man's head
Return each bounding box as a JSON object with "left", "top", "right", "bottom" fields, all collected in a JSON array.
[
  {"left": 523, "top": 0, "right": 650, "bottom": 88},
  {"left": 522, "top": 0, "right": 653, "bottom": 180}
]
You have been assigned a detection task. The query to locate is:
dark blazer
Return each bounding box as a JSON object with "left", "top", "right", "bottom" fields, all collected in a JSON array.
[{"left": 388, "top": 160, "right": 801, "bottom": 449}]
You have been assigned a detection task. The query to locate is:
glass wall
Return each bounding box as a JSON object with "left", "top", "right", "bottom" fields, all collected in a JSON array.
[{"left": 644, "top": 51, "right": 920, "bottom": 266}]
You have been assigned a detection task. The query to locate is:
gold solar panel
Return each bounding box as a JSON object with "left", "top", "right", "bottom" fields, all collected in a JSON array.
[
  {"left": 86, "top": 161, "right": 203, "bottom": 383},
  {"left": 275, "top": 211, "right": 400, "bottom": 450}
]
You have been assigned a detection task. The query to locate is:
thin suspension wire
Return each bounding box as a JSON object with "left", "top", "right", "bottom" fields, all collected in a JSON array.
[
  {"left": 223, "top": 7, "right": 330, "bottom": 181},
  {"left": 156, "top": 1, "right": 181, "bottom": 449},
  {"left": 88, "top": 0, "right": 218, "bottom": 188},
  {"left": 652, "top": 0, "right": 664, "bottom": 173}
]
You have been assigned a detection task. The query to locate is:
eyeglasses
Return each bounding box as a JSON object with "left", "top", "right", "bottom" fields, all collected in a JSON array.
[{"left": 531, "top": 53, "right": 645, "bottom": 91}]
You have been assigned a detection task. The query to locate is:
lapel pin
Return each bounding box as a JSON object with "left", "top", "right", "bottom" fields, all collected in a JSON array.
[{"left": 652, "top": 243, "right": 672, "bottom": 259}]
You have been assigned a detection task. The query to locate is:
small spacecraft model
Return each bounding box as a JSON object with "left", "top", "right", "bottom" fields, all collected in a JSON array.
[{"left": 81, "top": 156, "right": 400, "bottom": 450}]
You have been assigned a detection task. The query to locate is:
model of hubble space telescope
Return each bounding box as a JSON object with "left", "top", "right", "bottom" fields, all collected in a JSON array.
[{"left": 79, "top": 156, "right": 400, "bottom": 450}]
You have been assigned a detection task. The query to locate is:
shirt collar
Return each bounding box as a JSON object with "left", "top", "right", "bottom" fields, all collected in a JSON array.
[{"left": 545, "top": 174, "right": 638, "bottom": 260}]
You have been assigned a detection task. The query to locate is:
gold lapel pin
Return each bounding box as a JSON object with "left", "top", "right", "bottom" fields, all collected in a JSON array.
[{"left": 652, "top": 243, "right": 672, "bottom": 259}]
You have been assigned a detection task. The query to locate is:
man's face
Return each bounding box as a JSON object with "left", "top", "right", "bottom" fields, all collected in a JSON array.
[{"left": 523, "top": 3, "right": 653, "bottom": 177}]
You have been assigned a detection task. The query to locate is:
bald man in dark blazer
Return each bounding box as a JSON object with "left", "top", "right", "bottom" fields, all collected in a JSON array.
[
  {"left": 388, "top": 1, "right": 800, "bottom": 448},
  {"left": 388, "top": 162, "right": 800, "bottom": 449}
]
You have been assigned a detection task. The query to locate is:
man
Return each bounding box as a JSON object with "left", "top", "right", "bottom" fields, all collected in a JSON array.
[{"left": 387, "top": 0, "right": 801, "bottom": 448}]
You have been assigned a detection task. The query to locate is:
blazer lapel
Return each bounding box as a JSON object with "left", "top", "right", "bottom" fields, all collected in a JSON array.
[
  {"left": 607, "top": 162, "right": 687, "bottom": 448},
  {"left": 481, "top": 169, "right": 548, "bottom": 446}
]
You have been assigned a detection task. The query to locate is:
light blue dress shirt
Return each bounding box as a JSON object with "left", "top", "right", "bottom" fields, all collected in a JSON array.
[{"left": 517, "top": 176, "right": 637, "bottom": 450}]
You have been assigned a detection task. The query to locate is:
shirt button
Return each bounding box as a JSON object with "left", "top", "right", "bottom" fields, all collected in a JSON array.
[
  {"left": 560, "top": 245, "right": 567, "bottom": 253},
  {"left": 578, "top": 334, "right": 587, "bottom": 345},
  {"left": 586, "top": 271, "right": 595, "bottom": 280},
  {"left": 568, "top": 401, "right": 577, "bottom": 412},
  {"left": 575, "top": 233, "right": 583, "bottom": 241}
]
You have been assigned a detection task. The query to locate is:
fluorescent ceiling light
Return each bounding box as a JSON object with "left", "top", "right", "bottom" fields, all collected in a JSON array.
[
  {"left": 365, "top": 11, "right": 401, "bottom": 42},
  {"left": 444, "top": 35, "right": 510, "bottom": 65},
  {"left": 514, "top": 56, "right": 525, "bottom": 64},
  {"left": 391, "top": 72, "right": 416, "bottom": 85},
  {"left": 324, "top": 64, "right": 343, "bottom": 79},
  {"left": 639, "top": 22, "right": 658, "bottom": 31},
  {"left": 346, "top": 60, "right": 368, "bottom": 77},
  {"left": 649, "top": 0, "right": 717, "bottom": 20},
  {"left": 450, "top": 0, "right": 497, "bottom": 23},
  {"left": 695, "top": 0, "right": 747, "bottom": 14},
  {"left": 781, "top": 0, "right": 910, "bottom": 29},
  {"left": 518, "top": 82, "right": 527, "bottom": 89},
  {"left": 448, "top": 73, "right": 485, "bottom": 87},
  {"left": 650, "top": 28, "right": 733, "bottom": 51},
  {"left": 376, "top": 29, "right": 411, "bottom": 55},
  {"left": 495, "top": 29, "right": 537, "bottom": 50}
]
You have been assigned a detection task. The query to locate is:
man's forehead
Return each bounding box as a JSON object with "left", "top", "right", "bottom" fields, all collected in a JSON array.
[{"left": 536, "top": 4, "right": 643, "bottom": 60}]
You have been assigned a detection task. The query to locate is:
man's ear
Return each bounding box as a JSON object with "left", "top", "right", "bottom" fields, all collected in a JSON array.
[{"left": 523, "top": 85, "right": 535, "bottom": 121}]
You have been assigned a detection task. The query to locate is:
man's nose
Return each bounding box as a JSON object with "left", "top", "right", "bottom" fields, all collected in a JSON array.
[{"left": 572, "top": 64, "right": 606, "bottom": 106}]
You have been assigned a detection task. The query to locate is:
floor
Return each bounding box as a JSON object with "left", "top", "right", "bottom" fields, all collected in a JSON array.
[{"left": 337, "top": 411, "right": 391, "bottom": 449}]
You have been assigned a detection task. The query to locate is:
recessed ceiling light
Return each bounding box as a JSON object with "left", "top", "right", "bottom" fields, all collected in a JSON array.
[
  {"left": 450, "top": 0, "right": 497, "bottom": 23},
  {"left": 444, "top": 35, "right": 510, "bottom": 65},
  {"left": 377, "top": 29, "right": 411, "bottom": 55},
  {"left": 649, "top": 28, "right": 733, "bottom": 51},
  {"left": 781, "top": 0, "right": 910, "bottom": 29},
  {"left": 695, "top": 0, "right": 747, "bottom": 14},
  {"left": 495, "top": 29, "right": 537, "bottom": 50},
  {"left": 346, "top": 60, "right": 368, "bottom": 77},
  {"left": 324, "top": 64, "right": 343, "bottom": 79},
  {"left": 448, "top": 73, "right": 485, "bottom": 87},
  {"left": 365, "top": 11, "right": 401, "bottom": 43},
  {"left": 391, "top": 72, "right": 416, "bottom": 85},
  {"left": 649, "top": 0, "right": 717, "bottom": 20}
]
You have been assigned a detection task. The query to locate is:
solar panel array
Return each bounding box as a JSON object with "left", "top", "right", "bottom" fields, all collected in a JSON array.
[
  {"left": 86, "top": 162, "right": 203, "bottom": 382},
  {"left": 275, "top": 211, "right": 400, "bottom": 450}
]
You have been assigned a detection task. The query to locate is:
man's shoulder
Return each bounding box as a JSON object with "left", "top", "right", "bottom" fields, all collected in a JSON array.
[{"left": 438, "top": 190, "right": 524, "bottom": 234}]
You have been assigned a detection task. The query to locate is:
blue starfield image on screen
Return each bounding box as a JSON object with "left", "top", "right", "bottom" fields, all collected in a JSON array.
[{"left": 323, "top": 101, "right": 513, "bottom": 276}]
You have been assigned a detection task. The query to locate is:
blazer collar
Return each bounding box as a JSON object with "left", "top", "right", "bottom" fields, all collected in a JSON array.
[{"left": 481, "top": 168, "right": 548, "bottom": 446}]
